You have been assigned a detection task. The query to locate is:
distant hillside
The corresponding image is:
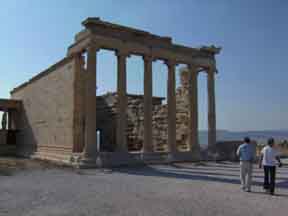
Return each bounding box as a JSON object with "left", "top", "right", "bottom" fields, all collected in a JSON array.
[{"left": 199, "top": 130, "right": 288, "bottom": 146}]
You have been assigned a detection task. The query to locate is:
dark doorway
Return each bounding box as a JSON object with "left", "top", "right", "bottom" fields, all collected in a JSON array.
[{"left": 96, "top": 129, "right": 102, "bottom": 152}]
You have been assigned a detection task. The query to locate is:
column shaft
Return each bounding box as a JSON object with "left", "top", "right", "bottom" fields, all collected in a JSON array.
[
  {"left": 207, "top": 69, "right": 217, "bottom": 150},
  {"left": 83, "top": 46, "right": 97, "bottom": 158},
  {"left": 143, "top": 56, "right": 153, "bottom": 153},
  {"left": 116, "top": 52, "right": 128, "bottom": 152},
  {"left": 188, "top": 65, "right": 199, "bottom": 153},
  {"left": 167, "top": 61, "right": 176, "bottom": 153},
  {"left": 73, "top": 53, "right": 86, "bottom": 153}
]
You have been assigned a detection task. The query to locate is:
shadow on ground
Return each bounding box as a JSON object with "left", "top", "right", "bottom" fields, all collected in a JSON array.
[{"left": 115, "top": 162, "right": 288, "bottom": 190}]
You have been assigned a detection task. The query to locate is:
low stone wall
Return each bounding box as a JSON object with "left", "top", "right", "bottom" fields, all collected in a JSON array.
[{"left": 215, "top": 140, "right": 257, "bottom": 161}]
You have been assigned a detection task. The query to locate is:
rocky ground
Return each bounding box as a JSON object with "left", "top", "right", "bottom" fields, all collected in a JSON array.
[{"left": 0, "top": 158, "right": 288, "bottom": 216}]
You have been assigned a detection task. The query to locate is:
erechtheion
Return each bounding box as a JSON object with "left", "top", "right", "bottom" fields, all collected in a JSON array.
[{"left": 0, "top": 18, "right": 221, "bottom": 167}]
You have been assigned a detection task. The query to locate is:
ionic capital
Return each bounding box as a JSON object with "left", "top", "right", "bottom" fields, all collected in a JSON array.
[
  {"left": 205, "top": 66, "right": 217, "bottom": 74},
  {"left": 69, "top": 52, "right": 82, "bottom": 60},
  {"left": 164, "top": 59, "right": 177, "bottom": 68},
  {"left": 187, "top": 64, "right": 198, "bottom": 71},
  {"left": 86, "top": 43, "right": 100, "bottom": 53},
  {"left": 142, "top": 55, "right": 154, "bottom": 62},
  {"left": 116, "top": 49, "right": 130, "bottom": 58}
]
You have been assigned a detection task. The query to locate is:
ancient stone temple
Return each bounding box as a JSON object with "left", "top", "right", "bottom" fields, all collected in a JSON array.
[{"left": 0, "top": 18, "right": 221, "bottom": 167}]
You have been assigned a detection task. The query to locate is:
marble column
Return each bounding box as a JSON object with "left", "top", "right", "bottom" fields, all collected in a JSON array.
[
  {"left": 116, "top": 51, "right": 129, "bottom": 152},
  {"left": 166, "top": 60, "right": 177, "bottom": 154},
  {"left": 207, "top": 68, "right": 217, "bottom": 150},
  {"left": 143, "top": 55, "right": 153, "bottom": 153},
  {"left": 82, "top": 46, "right": 98, "bottom": 159},
  {"left": 74, "top": 52, "right": 86, "bottom": 153},
  {"left": 188, "top": 65, "right": 200, "bottom": 154}
]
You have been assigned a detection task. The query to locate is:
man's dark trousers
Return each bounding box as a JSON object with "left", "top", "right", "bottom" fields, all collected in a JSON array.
[{"left": 263, "top": 166, "right": 276, "bottom": 194}]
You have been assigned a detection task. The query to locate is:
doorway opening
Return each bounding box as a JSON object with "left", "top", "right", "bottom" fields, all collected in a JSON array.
[{"left": 96, "top": 129, "right": 102, "bottom": 152}]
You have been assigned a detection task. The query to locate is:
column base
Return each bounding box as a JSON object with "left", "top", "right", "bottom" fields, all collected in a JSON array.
[
  {"left": 168, "top": 151, "right": 201, "bottom": 162},
  {"left": 72, "top": 151, "right": 203, "bottom": 168},
  {"left": 78, "top": 155, "right": 98, "bottom": 169},
  {"left": 167, "top": 152, "right": 176, "bottom": 162},
  {"left": 190, "top": 147, "right": 201, "bottom": 161},
  {"left": 141, "top": 152, "right": 169, "bottom": 164}
]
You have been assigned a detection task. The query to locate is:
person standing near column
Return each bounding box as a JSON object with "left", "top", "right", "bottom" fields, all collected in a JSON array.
[
  {"left": 259, "top": 138, "right": 282, "bottom": 195},
  {"left": 236, "top": 137, "right": 256, "bottom": 192}
]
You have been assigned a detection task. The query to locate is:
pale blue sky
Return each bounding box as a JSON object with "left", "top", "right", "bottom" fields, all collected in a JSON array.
[{"left": 0, "top": 0, "right": 287, "bottom": 131}]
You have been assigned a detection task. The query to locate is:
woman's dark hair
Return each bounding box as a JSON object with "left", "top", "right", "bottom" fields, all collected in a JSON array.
[
  {"left": 244, "top": 137, "right": 250, "bottom": 143},
  {"left": 268, "top": 138, "right": 274, "bottom": 146}
]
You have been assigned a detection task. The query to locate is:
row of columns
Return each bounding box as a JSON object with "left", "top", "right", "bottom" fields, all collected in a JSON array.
[{"left": 82, "top": 46, "right": 216, "bottom": 160}]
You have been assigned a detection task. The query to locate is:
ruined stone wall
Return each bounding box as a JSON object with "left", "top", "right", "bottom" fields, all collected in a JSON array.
[
  {"left": 10, "top": 57, "right": 77, "bottom": 157},
  {"left": 96, "top": 93, "right": 164, "bottom": 151},
  {"left": 97, "top": 70, "right": 192, "bottom": 152},
  {"left": 152, "top": 78, "right": 191, "bottom": 152}
]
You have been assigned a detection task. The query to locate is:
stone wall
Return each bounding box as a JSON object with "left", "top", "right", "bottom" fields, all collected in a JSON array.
[
  {"left": 10, "top": 57, "right": 77, "bottom": 158},
  {"left": 96, "top": 93, "right": 164, "bottom": 151},
  {"left": 96, "top": 70, "right": 192, "bottom": 152}
]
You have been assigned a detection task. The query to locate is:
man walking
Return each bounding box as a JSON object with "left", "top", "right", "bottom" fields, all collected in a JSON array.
[
  {"left": 259, "top": 138, "right": 282, "bottom": 195},
  {"left": 236, "top": 137, "right": 256, "bottom": 192}
]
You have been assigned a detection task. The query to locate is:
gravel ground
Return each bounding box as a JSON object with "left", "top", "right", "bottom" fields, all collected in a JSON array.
[{"left": 0, "top": 160, "right": 288, "bottom": 216}]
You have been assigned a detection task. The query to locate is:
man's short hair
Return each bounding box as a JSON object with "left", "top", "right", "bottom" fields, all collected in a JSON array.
[
  {"left": 268, "top": 138, "right": 274, "bottom": 146},
  {"left": 244, "top": 137, "right": 250, "bottom": 143}
]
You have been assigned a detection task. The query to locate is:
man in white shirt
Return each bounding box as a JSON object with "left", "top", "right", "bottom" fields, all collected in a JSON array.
[{"left": 259, "top": 138, "right": 282, "bottom": 195}]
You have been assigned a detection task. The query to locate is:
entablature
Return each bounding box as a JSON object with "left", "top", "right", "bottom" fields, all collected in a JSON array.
[
  {"left": 67, "top": 17, "right": 221, "bottom": 70},
  {"left": 0, "top": 99, "right": 22, "bottom": 111}
]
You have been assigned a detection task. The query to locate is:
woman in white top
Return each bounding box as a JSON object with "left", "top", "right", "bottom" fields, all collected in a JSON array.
[{"left": 259, "top": 138, "right": 282, "bottom": 195}]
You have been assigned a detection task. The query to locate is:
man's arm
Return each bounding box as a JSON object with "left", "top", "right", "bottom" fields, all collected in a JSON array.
[
  {"left": 276, "top": 156, "right": 282, "bottom": 167},
  {"left": 274, "top": 148, "right": 283, "bottom": 167}
]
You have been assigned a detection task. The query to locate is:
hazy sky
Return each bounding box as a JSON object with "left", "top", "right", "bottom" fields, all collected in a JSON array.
[{"left": 0, "top": 0, "right": 287, "bottom": 131}]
